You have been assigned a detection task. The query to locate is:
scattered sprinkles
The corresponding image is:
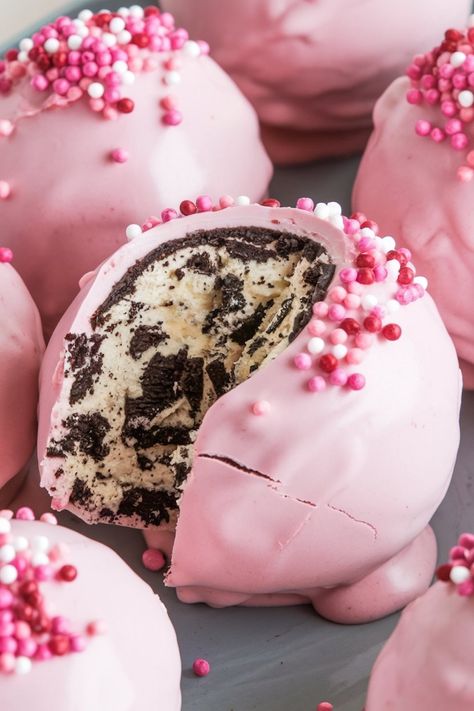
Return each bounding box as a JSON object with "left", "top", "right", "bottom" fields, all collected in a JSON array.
[
  {"left": 0, "top": 508, "right": 104, "bottom": 675},
  {"left": 436, "top": 532, "right": 474, "bottom": 596},
  {"left": 0, "top": 5, "right": 208, "bottom": 148},
  {"left": 407, "top": 18, "right": 474, "bottom": 180},
  {"left": 193, "top": 658, "right": 211, "bottom": 677},
  {"left": 126, "top": 196, "right": 427, "bottom": 394}
]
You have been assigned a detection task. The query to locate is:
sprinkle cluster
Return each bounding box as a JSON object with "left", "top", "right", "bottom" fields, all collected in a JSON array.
[
  {"left": 0, "top": 6, "right": 207, "bottom": 127},
  {"left": 0, "top": 507, "right": 104, "bottom": 676},
  {"left": 407, "top": 22, "right": 474, "bottom": 181},
  {"left": 436, "top": 532, "right": 474, "bottom": 596},
  {"left": 126, "top": 195, "right": 427, "bottom": 393}
]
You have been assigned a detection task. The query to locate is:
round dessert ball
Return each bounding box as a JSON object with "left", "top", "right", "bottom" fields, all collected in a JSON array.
[
  {"left": 0, "top": 508, "right": 181, "bottom": 710},
  {"left": 0, "top": 252, "right": 44, "bottom": 508},
  {"left": 366, "top": 532, "right": 474, "bottom": 710},
  {"left": 38, "top": 194, "right": 460, "bottom": 623},
  {"left": 161, "top": 0, "right": 471, "bottom": 164},
  {"left": 0, "top": 6, "right": 271, "bottom": 338},
  {"left": 353, "top": 23, "right": 474, "bottom": 388}
]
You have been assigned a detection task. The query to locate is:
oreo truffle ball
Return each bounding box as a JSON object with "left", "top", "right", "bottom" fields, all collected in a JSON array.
[
  {"left": 353, "top": 23, "right": 474, "bottom": 387},
  {"left": 0, "top": 251, "right": 44, "bottom": 508},
  {"left": 0, "top": 5, "right": 271, "bottom": 338},
  {"left": 38, "top": 195, "right": 460, "bottom": 623},
  {"left": 0, "top": 508, "right": 181, "bottom": 710},
  {"left": 162, "top": 0, "right": 471, "bottom": 164}
]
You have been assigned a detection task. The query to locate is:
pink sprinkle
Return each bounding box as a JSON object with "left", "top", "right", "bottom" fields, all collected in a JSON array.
[
  {"left": 14, "top": 621, "right": 30, "bottom": 640},
  {"left": 441, "top": 100, "right": 457, "bottom": 118},
  {"left": 357, "top": 237, "right": 375, "bottom": 252},
  {"left": 142, "top": 548, "right": 166, "bottom": 572},
  {"left": 343, "top": 218, "right": 360, "bottom": 235},
  {"left": 294, "top": 353, "right": 312, "bottom": 370},
  {"left": 296, "top": 197, "right": 314, "bottom": 211},
  {"left": 31, "top": 74, "right": 49, "bottom": 91},
  {"left": 347, "top": 281, "right": 363, "bottom": 295},
  {"left": 251, "top": 400, "right": 271, "bottom": 416},
  {"left": 329, "top": 368, "right": 348, "bottom": 387},
  {"left": 34, "top": 644, "right": 52, "bottom": 662},
  {"left": 52, "top": 78, "right": 70, "bottom": 96},
  {"left": 373, "top": 266, "right": 387, "bottom": 282},
  {"left": 193, "top": 658, "right": 211, "bottom": 677},
  {"left": 160, "top": 94, "right": 178, "bottom": 111},
  {"left": 219, "top": 195, "right": 234, "bottom": 209},
  {"left": 17, "top": 638, "right": 37, "bottom": 658},
  {"left": 307, "top": 319, "right": 326, "bottom": 337},
  {"left": 34, "top": 564, "right": 54, "bottom": 582},
  {"left": 0, "top": 510, "right": 13, "bottom": 519},
  {"left": 70, "top": 635, "right": 86, "bottom": 653},
  {"left": 86, "top": 620, "right": 107, "bottom": 637},
  {"left": 329, "top": 328, "right": 347, "bottom": 345},
  {"left": 344, "top": 294, "right": 360, "bottom": 310},
  {"left": 0, "top": 247, "right": 13, "bottom": 263},
  {"left": 328, "top": 304, "right": 346, "bottom": 322},
  {"left": 459, "top": 533, "right": 474, "bottom": 549},
  {"left": 161, "top": 208, "right": 178, "bottom": 222},
  {"left": 317, "top": 704, "right": 333, "bottom": 711},
  {"left": 307, "top": 376, "right": 326, "bottom": 393},
  {"left": 458, "top": 579, "right": 474, "bottom": 596},
  {"left": 313, "top": 302, "right": 328, "bottom": 318},
  {"left": 51, "top": 616, "right": 72, "bottom": 635},
  {"left": 110, "top": 147, "right": 129, "bottom": 164},
  {"left": 406, "top": 88, "right": 422, "bottom": 104},
  {"left": 347, "top": 373, "right": 366, "bottom": 391},
  {"left": 339, "top": 267, "right": 358, "bottom": 284},
  {"left": 329, "top": 286, "right": 347, "bottom": 304},
  {"left": 0, "top": 589, "right": 13, "bottom": 609},
  {"left": 430, "top": 127, "right": 446, "bottom": 143},
  {"left": 354, "top": 333, "right": 374, "bottom": 350},
  {"left": 162, "top": 109, "right": 183, "bottom": 126},
  {"left": 0, "top": 181, "right": 11, "bottom": 200},
  {"left": 15, "top": 507, "right": 34, "bottom": 521},
  {"left": 198, "top": 40, "right": 210, "bottom": 55},
  {"left": 39, "top": 513, "right": 58, "bottom": 525},
  {"left": 0, "top": 638, "right": 16, "bottom": 654},
  {"left": 0, "top": 653, "right": 15, "bottom": 673},
  {"left": 415, "top": 119, "right": 431, "bottom": 136},
  {"left": 196, "top": 195, "right": 213, "bottom": 212},
  {"left": 451, "top": 132, "right": 469, "bottom": 150},
  {"left": 0, "top": 120, "right": 13, "bottom": 137}
]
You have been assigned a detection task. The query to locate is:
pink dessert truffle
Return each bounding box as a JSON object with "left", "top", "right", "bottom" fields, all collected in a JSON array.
[
  {"left": 161, "top": 0, "right": 471, "bottom": 164},
  {"left": 0, "top": 509, "right": 181, "bottom": 710},
  {"left": 366, "top": 533, "right": 474, "bottom": 710},
  {"left": 0, "top": 5, "right": 271, "bottom": 338},
  {"left": 353, "top": 23, "right": 474, "bottom": 388},
  {"left": 0, "top": 251, "right": 44, "bottom": 508},
  {"left": 38, "top": 195, "right": 460, "bottom": 623}
]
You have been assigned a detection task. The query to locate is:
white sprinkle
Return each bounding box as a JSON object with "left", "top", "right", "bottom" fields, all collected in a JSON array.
[
  {"left": 76, "top": 25, "right": 90, "bottom": 39},
  {"left": 413, "top": 275, "right": 428, "bottom": 290},
  {"left": 386, "top": 260, "right": 401, "bottom": 279},
  {"left": 0, "top": 545, "right": 15, "bottom": 563},
  {"left": 451, "top": 51, "right": 467, "bottom": 68},
  {"left": 386, "top": 299, "right": 401, "bottom": 314},
  {"left": 373, "top": 236, "right": 384, "bottom": 250},
  {"left": 236, "top": 195, "right": 251, "bottom": 206},
  {"left": 459, "top": 90, "right": 474, "bottom": 108},
  {"left": 0, "top": 517, "right": 11, "bottom": 535},
  {"left": 121, "top": 71, "right": 135, "bottom": 86},
  {"left": 44, "top": 38, "right": 60, "bottom": 54},
  {"left": 381, "top": 236, "right": 396, "bottom": 253},
  {"left": 17, "top": 51, "right": 29, "bottom": 63},
  {"left": 0, "top": 564, "right": 18, "bottom": 584},
  {"left": 329, "top": 215, "right": 344, "bottom": 230},
  {"left": 31, "top": 552, "right": 49, "bottom": 567},
  {"left": 360, "top": 227, "right": 375, "bottom": 239},
  {"left": 182, "top": 40, "right": 201, "bottom": 58},
  {"left": 112, "top": 60, "right": 128, "bottom": 75},
  {"left": 307, "top": 337, "right": 325, "bottom": 355},
  {"left": 87, "top": 82, "right": 105, "bottom": 99},
  {"left": 117, "top": 30, "right": 132, "bottom": 45},
  {"left": 14, "top": 657, "right": 32, "bottom": 675},
  {"left": 314, "top": 202, "right": 329, "bottom": 220},
  {"left": 32, "top": 535, "right": 50, "bottom": 553},
  {"left": 164, "top": 71, "right": 181, "bottom": 86},
  {"left": 67, "top": 34, "right": 82, "bottom": 50},
  {"left": 102, "top": 32, "right": 117, "bottom": 48},
  {"left": 332, "top": 344, "right": 348, "bottom": 359},
  {"left": 129, "top": 5, "right": 145, "bottom": 18},
  {"left": 19, "top": 38, "right": 33, "bottom": 52},
  {"left": 117, "top": 7, "right": 131, "bottom": 17},
  {"left": 78, "top": 9, "right": 93, "bottom": 22},
  {"left": 126, "top": 224, "right": 142, "bottom": 240},
  {"left": 327, "top": 201, "right": 342, "bottom": 216},
  {"left": 109, "top": 17, "right": 126, "bottom": 34},
  {"left": 13, "top": 536, "right": 28, "bottom": 552},
  {"left": 450, "top": 565, "right": 471, "bottom": 584},
  {"left": 361, "top": 295, "right": 378, "bottom": 311}
]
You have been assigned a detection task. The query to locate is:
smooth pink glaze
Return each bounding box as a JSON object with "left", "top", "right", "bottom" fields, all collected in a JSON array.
[
  {"left": 38, "top": 204, "right": 461, "bottom": 622},
  {"left": 161, "top": 0, "right": 470, "bottom": 164},
  {"left": 353, "top": 75, "right": 474, "bottom": 388},
  {"left": 0, "top": 518, "right": 181, "bottom": 711},
  {"left": 0, "top": 56, "right": 271, "bottom": 339},
  {"left": 0, "top": 262, "right": 44, "bottom": 497},
  {"left": 366, "top": 582, "right": 474, "bottom": 709}
]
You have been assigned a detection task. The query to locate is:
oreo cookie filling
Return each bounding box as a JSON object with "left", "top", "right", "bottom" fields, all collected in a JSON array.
[{"left": 45, "top": 226, "right": 335, "bottom": 527}]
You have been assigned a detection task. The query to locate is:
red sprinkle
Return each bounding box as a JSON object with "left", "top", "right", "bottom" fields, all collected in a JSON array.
[
  {"left": 436, "top": 563, "right": 453, "bottom": 582},
  {"left": 48, "top": 635, "right": 70, "bottom": 656},
  {"left": 116, "top": 98, "right": 135, "bottom": 114},
  {"left": 340, "top": 318, "right": 360, "bottom": 336},
  {"left": 398, "top": 267, "right": 415, "bottom": 285},
  {"left": 319, "top": 354, "right": 338, "bottom": 373},
  {"left": 180, "top": 200, "right": 197, "bottom": 216},
  {"left": 382, "top": 323, "right": 402, "bottom": 341},
  {"left": 260, "top": 198, "right": 281, "bottom": 208},
  {"left": 363, "top": 315, "right": 382, "bottom": 333},
  {"left": 58, "top": 565, "right": 77, "bottom": 582},
  {"left": 356, "top": 252, "right": 375, "bottom": 269},
  {"left": 356, "top": 268, "right": 375, "bottom": 285}
]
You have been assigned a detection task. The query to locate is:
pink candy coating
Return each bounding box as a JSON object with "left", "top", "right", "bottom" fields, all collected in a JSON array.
[
  {"left": 142, "top": 548, "right": 166, "bottom": 572},
  {"left": 193, "top": 658, "right": 210, "bottom": 677},
  {"left": 15, "top": 507, "right": 34, "bottom": 521},
  {"left": 251, "top": 400, "right": 271, "bottom": 416},
  {"left": 110, "top": 148, "right": 129, "bottom": 164}
]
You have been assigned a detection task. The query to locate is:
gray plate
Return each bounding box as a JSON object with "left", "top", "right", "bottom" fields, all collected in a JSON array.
[{"left": 2, "top": 4, "right": 474, "bottom": 709}]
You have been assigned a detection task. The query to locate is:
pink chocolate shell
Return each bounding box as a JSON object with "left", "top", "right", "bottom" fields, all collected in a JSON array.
[
  {"left": 38, "top": 200, "right": 461, "bottom": 623},
  {"left": 353, "top": 74, "right": 474, "bottom": 388},
  {"left": 0, "top": 256, "right": 44, "bottom": 506},
  {"left": 0, "top": 8, "right": 271, "bottom": 339},
  {"left": 161, "top": 0, "right": 470, "bottom": 164},
  {"left": 0, "top": 515, "right": 181, "bottom": 711},
  {"left": 366, "top": 542, "right": 474, "bottom": 710}
]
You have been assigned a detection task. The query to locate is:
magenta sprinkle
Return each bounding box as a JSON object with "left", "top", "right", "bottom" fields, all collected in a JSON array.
[
  {"left": 142, "top": 548, "right": 166, "bottom": 572},
  {"left": 193, "top": 658, "right": 211, "bottom": 677}
]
